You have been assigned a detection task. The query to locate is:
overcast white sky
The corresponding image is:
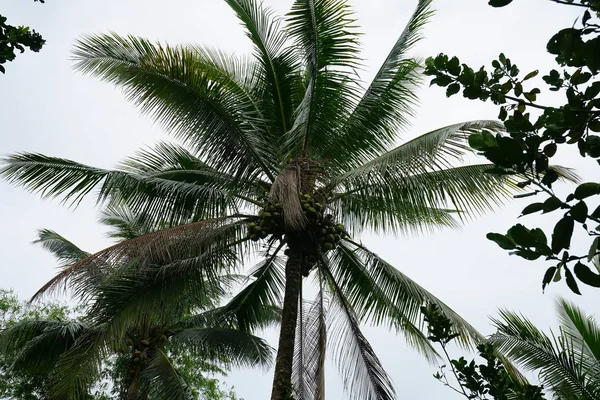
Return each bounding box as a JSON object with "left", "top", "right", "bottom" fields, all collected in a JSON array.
[{"left": 1, "top": 0, "right": 599, "bottom": 399}]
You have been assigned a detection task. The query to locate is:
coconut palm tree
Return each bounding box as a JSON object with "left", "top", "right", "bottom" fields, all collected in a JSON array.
[
  {"left": 0, "top": 208, "right": 274, "bottom": 400},
  {"left": 0, "top": 0, "right": 542, "bottom": 398},
  {"left": 491, "top": 298, "right": 600, "bottom": 400}
]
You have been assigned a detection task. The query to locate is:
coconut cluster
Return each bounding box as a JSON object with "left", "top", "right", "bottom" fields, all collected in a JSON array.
[
  {"left": 124, "top": 331, "right": 168, "bottom": 379},
  {"left": 246, "top": 192, "right": 347, "bottom": 253},
  {"left": 247, "top": 202, "right": 284, "bottom": 241}
]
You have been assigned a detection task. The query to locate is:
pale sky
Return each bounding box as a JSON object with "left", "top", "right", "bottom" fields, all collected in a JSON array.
[{"left": 1, "top": 0, "right": 598, "bottom": 399}]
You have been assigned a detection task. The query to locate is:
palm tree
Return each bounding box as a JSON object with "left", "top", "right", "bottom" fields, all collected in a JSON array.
[
  {"left": 0, "top": 207, "right": 273, "bottom": 400},
  {"left": 0, "top": 0, "right": 531, "bottom": 398},
  {"left": 491, "top": 298, "right": 600, "bottom": 400}
]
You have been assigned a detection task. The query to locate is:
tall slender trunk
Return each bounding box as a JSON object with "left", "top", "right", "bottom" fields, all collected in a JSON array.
[{"left": 271, "top": 248, "right": 303, "bottom": 400}]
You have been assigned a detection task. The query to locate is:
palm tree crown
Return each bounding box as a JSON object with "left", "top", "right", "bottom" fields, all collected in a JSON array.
[{"left": 1, "top": 0, "right": 524, "bottom": 399}]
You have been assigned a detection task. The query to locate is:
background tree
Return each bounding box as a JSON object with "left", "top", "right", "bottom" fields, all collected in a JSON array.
[
  {"left": 423, "top": 297, "right": 600, "bottom": 400},
  {"left": 422, "top": 303, "right": 546, "bottom": 400},
  {"left": 0, "top": 0, "right": 45, "bottom": 74},
  {"left": 1, "top": 0, "right": 530, "bottom": 398},
  {"left": 0, "top": 207, "right": 267, "bottom": 400},
  {"left": 424, "top": 0, "right": 600, "bottom": 294},
  {"left": 0, "top": 289, "right": 111, "bottom": 400}
]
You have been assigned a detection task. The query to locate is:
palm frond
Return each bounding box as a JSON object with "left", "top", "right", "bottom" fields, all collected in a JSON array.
[
  {"left": 324, "top": 244, "right": 439, "bottom": 363},
  {"left": 169, "top": 327, "right": 274, "bottom": 368},
  {"left": 33, "top": 229, "right": 90, "bottom": 268},
  {"left": 47, "top": 324, "right": 109, "bottom": 400},
  {"left": 324, "top": 0, "right": 433, "bottom": 170},
  {"left": 73, "top": 33, "right": 276, "bottom": 181},
  {"left": 225, "top": 0, "right": 300, "bottom": 147},
  {"left": 321, "top": 264, "right": 395, "bottom": 400},
  {"left": 31, "top": 216, "right": 250, "bottom": 301},
  {"left": 491, "top": 310, "right": 600, "bottom": 400},
  {"left": 0, "top": 152, "right": 255, "bottom": 225},
  {"left": 293, "top": 275, "right": 327, "bottom": 400},
  {"left": 99, "top": 204, "right": 152, "bottom": 241},
  {"left": 556, "top": 297, "right": 600, "bottom": 363},
  {"left": 284, "top": 0, "right": 361, "bottom": 155},
  {"left": 211, "top": 245, "right": 286, "bottom": 331},
  {"left": 142, "top": 348, "right": 195, "bottom": 400},
  {"left": 343, "top": 241, "right": 483, "bottom": 349}
]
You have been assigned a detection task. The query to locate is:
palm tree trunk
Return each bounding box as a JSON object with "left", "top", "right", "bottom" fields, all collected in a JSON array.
[{"left": 271, "top": 248, "right": 303, "bottom": 400}]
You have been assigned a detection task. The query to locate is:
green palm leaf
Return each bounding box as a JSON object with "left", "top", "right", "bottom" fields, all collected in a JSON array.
[
  {"left": 73, "top": 33, "right": 276, "bottom": 181},
  {"left": 33, "top": 229, "right": 90, "bottom": 268},
  {"left": 322, "top": 264, "right": 395, "bottom": 400},
  {"left": 324, "top": 0, "right": 433, "bottom": 170}
]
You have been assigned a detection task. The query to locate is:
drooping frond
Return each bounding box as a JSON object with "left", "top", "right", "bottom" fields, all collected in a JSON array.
[
  {"left": 323, "top": 244, "right": 439, "bottom": 363},
  {"left": 33, "top": 229, "right": 90, "bottom": 268},
  {"left": 0, "top": 152, "right": 255, "bottom": 225},
  {"left": 293, "top": 276, "right": 327, "bottom": 400},
  {"left": 322, "top": 265, "right": 395, "bottom": 400},
  {"left": 335, "top": 120, "right": 503, "bottom": 184},
  {"left": 72, "top": 33, "right": 276, "bottom": 181},
  {"left": 212, "top": 246, "right": 286, "bottom": 331},
  {"left": 31, "top": 216, "right": 250, "bottom": 301},
  {"left": 169, "top": 327, "right": 274, "bottom": 368},
  {"left": 491, "top": 309, "right": 600, "bottom": 399},
  {"left": 340, "top": 241, "right": 483, "bottom": 349},
  {"left": 47, "top": 324, "right": 109, "bottom": 400},
  {"left": 284, "top": 0, "right": 361, "bottom": 155},
  {"left": 142, "top": 348, "right": 195, "bottom": 400},
  {"left": 556, "top": 298, "right": 600, "bottom": 363},
  {"left": 323, "top": 0, "right": 433, "bottom": 170},
  {"left": 99, "top": 204, "right": 152, "bottom": 241},
  {"left": 0, "top": 320, "right": 89, "bottom": 375}
]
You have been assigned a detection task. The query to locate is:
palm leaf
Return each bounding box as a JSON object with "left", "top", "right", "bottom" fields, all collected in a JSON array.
[
  {"left": 324, "top": 244, "right": 439, "bottom": 363},
  {"left": 32, "top": 229, "right": 90, "bottom": 268},
  {"left": 72, "top": 33, "right": 276, "bottom": 181},
  {"left": 293, "top": 275, "right": 327, "bottom": 400},
  {"left": 224, "top": 0, "right": 300, "bottom": 147},
  {"left": 0, "top": 152, "right": 255, "bottom": 225},
  {"left": 491, "top": 309, "right": 600, "bottom": 399},
  {"left": 31, "top": 216, "right": 250, "bottom": 301},
  {"left": 142, "top": 348, "right": 195, "bottom": 400},
  {"left": 323, "top": 0, "right": 433, "bottom": 170},
  {"left": 169, "top": 327, "right": 274, "bottom": 368},
  {"left": 321, "top": 264, "right": 395, "bottom": 400},
  {"left": 284, "top": 0, "right": 361, "bottom": 155},
  {"left": 556, "top": 297, "right": 600, "bottom": 363},
  {"left": 343, "top": 241, "right": 483, "bottom": 349}
]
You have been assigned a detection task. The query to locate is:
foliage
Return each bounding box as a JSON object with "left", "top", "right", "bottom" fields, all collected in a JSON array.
[
  {"left": 424, "top": 0, "right": 600, "bottom": 294},
  {"left": 0, "top": 0, "right": 524, "bottom": 398},
  {"left": 422, "top": 303, "right": 546, "bottom": 400},
  {"left": 0, "top": 210, "right": 256, "bottom": 400},
  {"left": 0, "top": 0, "right": 45, "bottom": 74},
  {"left": 0, "top": 289, "right": 111, "bottom": 400},
  {"left": 491, "top": 298, "right": 600, "bottom": 399}
]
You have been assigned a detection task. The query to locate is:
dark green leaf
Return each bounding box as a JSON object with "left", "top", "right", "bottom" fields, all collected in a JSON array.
[
  {"left": 570, "top": 201, "right": 588, "bottom": 223},
  {"left": 574, "top": 182, "right": 600, "bottom": 200},
  {"left": 542, "top": 266, "right": 557, "bottom": 291},
  {"left": 565, "top": 267, "right": 582, "bottom": 294},
  {"left": 574, "top": 262, "right": 600, "bottom": 287},
  {"left": 523, "top": 70, "right": 538, "bottom": 80},
  {"left": 551, "top": 217, "right": 574, "bottom": 254},
  {"left": 543, "top": 143, "right": 557, "bottom": 157},
  {"left": 521, "top": 203, "right": 544, "bottom": 216},
  {"left": 487, "top": 233, "right": 516, "bottom": 250},
  {"left": 588, "top": 236, "right": 600, "bottom": 262},
  {"left": 446, "top": 83, "right": 461, "bottom": 97},
  {"left": 508, "top": 224, "right": 535, "bottom": 247},
  {"left": 542, "top": 196, "right": 562, "bottom": 213},
  {"left": 515, "top": 248, "right": 541, "bottom": 260}
]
